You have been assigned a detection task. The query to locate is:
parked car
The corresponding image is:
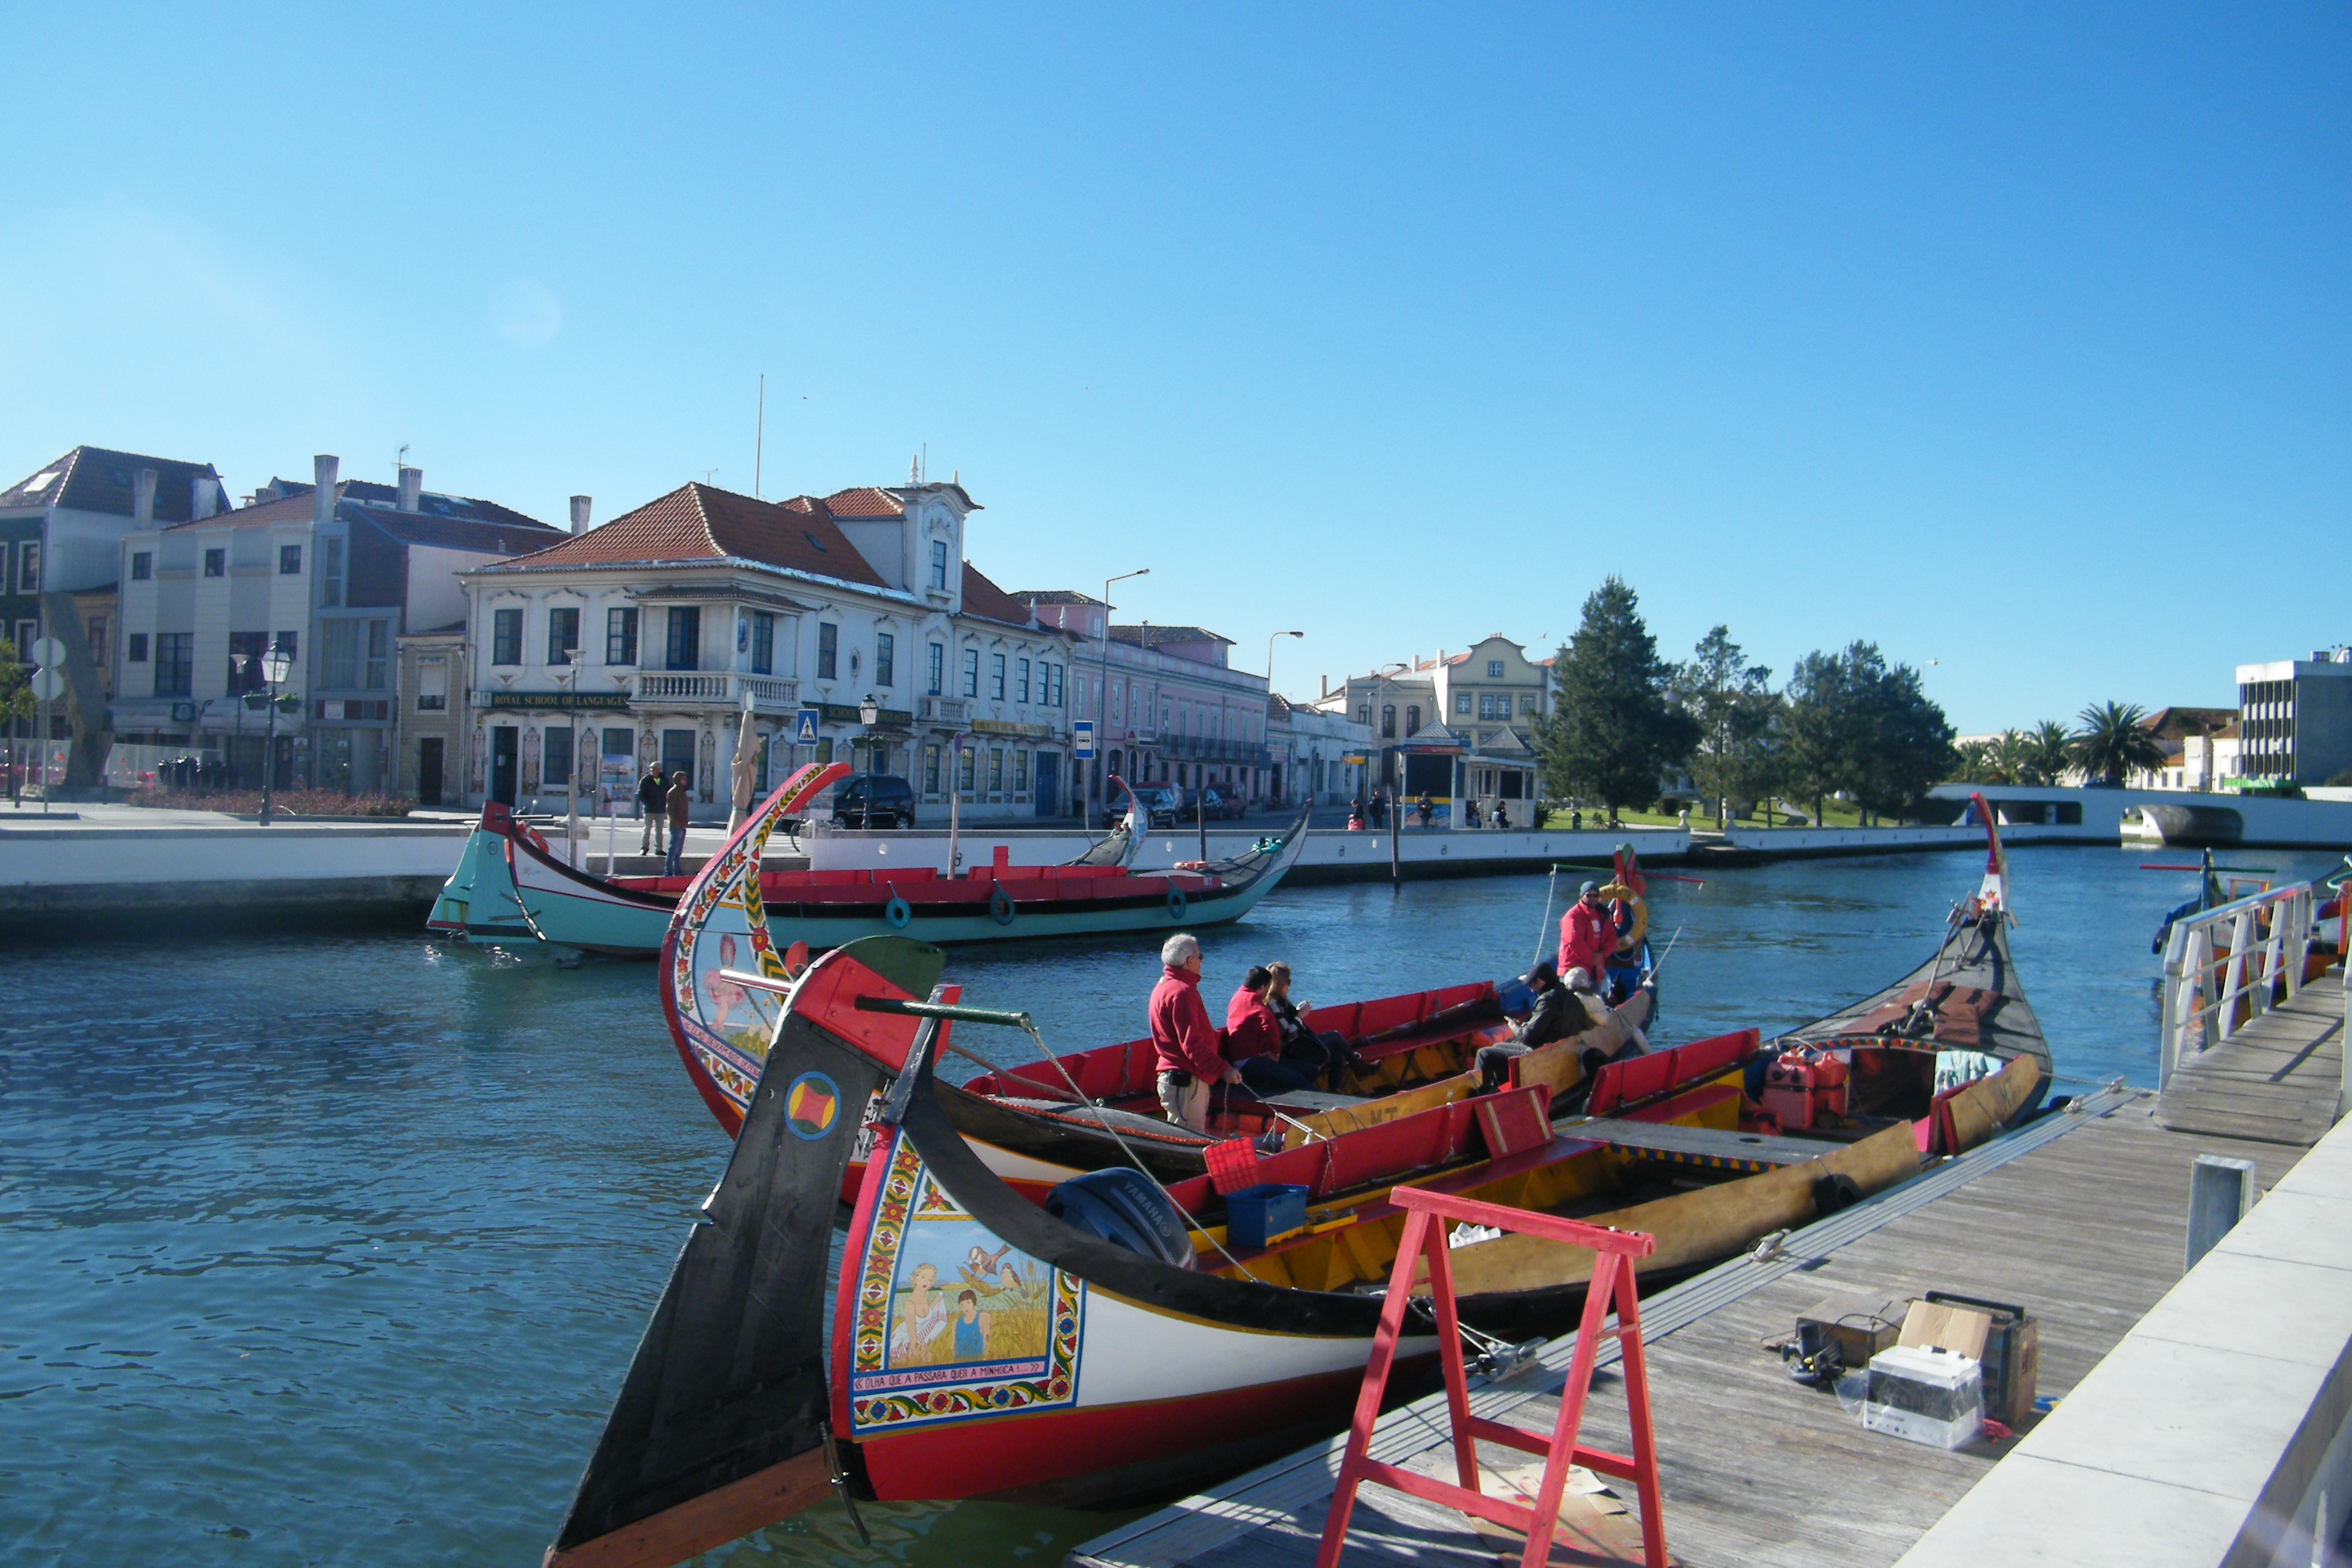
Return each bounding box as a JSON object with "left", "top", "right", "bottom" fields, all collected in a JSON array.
[
  {"left": 830, "top": 774, "right": 916, "bottom": 828},
  {"left": 1198, "top": 787, "right": 1248, "bottom": 821},
  {"left": 1119, "top": 783, "right": 1183, "bottom": 828}
]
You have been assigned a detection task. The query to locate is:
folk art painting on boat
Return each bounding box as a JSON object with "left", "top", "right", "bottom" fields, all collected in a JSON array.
[
  {"left": 427, "top": 763, "right": 1309, "bottom": 957},
  {"left": 543, "top": 801, "right": 2055, "bottom": 1567}
]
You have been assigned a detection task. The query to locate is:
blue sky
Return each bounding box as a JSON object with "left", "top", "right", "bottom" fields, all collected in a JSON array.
[{"left": 3, "top": 5, "right": 2343, "bottom": 730}]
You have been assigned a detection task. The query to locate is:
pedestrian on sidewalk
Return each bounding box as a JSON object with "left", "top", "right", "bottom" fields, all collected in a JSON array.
[
  {"left": 637, "top": 760, "right": 667, "bottom": 856},
  {"left": 663, "top": 769, "right": 691, "bottom": 879}
]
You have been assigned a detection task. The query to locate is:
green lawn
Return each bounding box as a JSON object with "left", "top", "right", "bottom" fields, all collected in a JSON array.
[{"left": 1538, "top": 799, "right": 1877, "bottom": 832}]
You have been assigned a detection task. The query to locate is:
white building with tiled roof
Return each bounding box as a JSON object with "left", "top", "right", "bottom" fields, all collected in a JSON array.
[
  {"left": 458, "top": 480, "right": 1079, "bottom": 822},
  {"left": 1308, "top": 633, "right": 1552, "bottom": 820}
]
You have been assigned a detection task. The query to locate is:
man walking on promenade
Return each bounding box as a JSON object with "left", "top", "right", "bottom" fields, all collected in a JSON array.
[
  {"left": 663, "top": 769, "right": 692, "bottom": 879},
  {"left": 1150, "top": 933, "right": 1240, "bottom": 1132},
  {"left": 638, "top": 760, "right": 667, "bottom": 857}
]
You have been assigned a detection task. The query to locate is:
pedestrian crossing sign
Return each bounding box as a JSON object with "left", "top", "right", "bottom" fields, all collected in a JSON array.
[{"left": 794, "top": 709, "right": 821, "bottom": 745}]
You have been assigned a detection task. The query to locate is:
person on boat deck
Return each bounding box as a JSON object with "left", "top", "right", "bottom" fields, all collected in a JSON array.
[
  {"left": 1264, "top": 961, "right": 1356, "bottom": 1087},
  {"left": 1227, "top": 966, "right": 1317, "bottom": 1095},
  {"left": 1475, "top": 961, "right": 1596, "bottom": 1092},
  {"left": 1559, "top": 881, "right": 1613, "bottom": 979},
  {"left": 663, "top": 769, "right": 692, "bottom": 878},
  {"left": 637, "top": 761, "right": 668, "bottom": 856},
  {"left": 1150, "top": 932, "right": 1240, "bottom": 1132}
]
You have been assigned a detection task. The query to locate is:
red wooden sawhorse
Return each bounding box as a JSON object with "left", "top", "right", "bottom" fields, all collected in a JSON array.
[{"left": 1313, "top": 1186, "right": 1666, "bottom": 1568}]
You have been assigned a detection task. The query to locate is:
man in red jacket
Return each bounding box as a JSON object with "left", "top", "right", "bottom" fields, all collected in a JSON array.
[
  {"left": 1151, "top": 933, "right": 1240, "bottom": 1131},
  {"left": 1558, "top": 880, "right": 1612, "bottom": 980}
]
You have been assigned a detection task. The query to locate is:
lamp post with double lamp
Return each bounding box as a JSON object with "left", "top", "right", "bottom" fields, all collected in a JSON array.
[
  {"left": 258, "top": 644, "right": 292, "bottom": 826},
  {"left": 1266, "top": 630, "right": 1302, "bottom": 807},
  {"left": 1094, "top": 568, "right": 1148, "bottom": 821}
]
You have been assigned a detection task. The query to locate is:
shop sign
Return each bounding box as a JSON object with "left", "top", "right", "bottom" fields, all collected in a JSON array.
[
  {"left": 487, "top": 691, "right": 633, "bottom": 711},
  {"left": 969, "top": 719, "right": 1057, "bottom": 739},
  {"left": 816, "top": 702, "right": 914, "bottom": 725}
]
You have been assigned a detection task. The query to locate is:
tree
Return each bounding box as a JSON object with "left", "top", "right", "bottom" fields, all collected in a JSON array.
[
  {"left": 1782, "top": 642, "right": 1954, "bottom": 825},
  {"left": 2021, "top": 720, "right": 2073, "bottom": 786},
  {"left": 1535, "top": 577, "right": 1699, "bottom": 818},
  {"left": 1674, "top": 625, "right": 1778, "bottom": 828},
  {"left": 2070, "top": 701, "right": 2166, "bottom": 786}
]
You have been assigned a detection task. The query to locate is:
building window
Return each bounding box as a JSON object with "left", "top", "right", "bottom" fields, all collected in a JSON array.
[
  {"left": 926, "top": 641, "right": 944, "bottom": 696},
  {"left": 875, "top": 632, "right": 894, "bottom": 688},
  {"left": 817, "top": 622, "right": 838, "bottom": 680},
  {"left": 366, "top": 620, "right": 389, "bottom": 690},
  {"left": 547, "top": 606, "right": 580, "bottom": 667},
  {"left": 990, "top": 652, "right": 1006, "bottom": 700},
  {"left": 1016, "top": 658, "right": 1030, "bottom": 703},
  {"left": 492, "top": 608, "right": 522, "bottom": 666},
  {"left": 1520, "top": 694, "right": 1536, "bottom": 715},
  {"left": 128, "top": 632, "right": 148, "bottom": 662},
  {"left": 1407, "top": 705, "right": 1421, "bottom": 734},
  {"left": 322, "top": 620, "right": 360, "bottom": 687},
  {"left": 86, "top": 616, "right": 106, "bottom": 668},
  {"left": 417, "top": 656, "right": 449, "bottom": 711},
  {"left": 274, "top": 631, "right": 298, "bottom": 667},
  {"left": 1381, "top": 705, "right": 1396, "bottom": 738},
  {"left": 154, "top": 632, "right": 193, "bottom": 697},
  {"left": 665, "top": 606, "right": 701, "bottom": 671},
  {"left": 961, "top": 648, "right": 979, "bottom": 698},
  {"left": 1049, "top": 662, "right": 1064, "bottom": 706},
  {"left": 130, "top": 551, "right": 152, "bottom": 582},
  {"left": 957, "top": 744, "right": 975, "bottom": 794},
  {"left": 279, "top": 544, "right": 302, "bottom": 575},
  {"left": 923, "top": 744, "right": 941, "bottom": 795},
  {"left": 1456, "top": 692, "right": 1471, "bottom": 715},
  {"left": 606, "top": 607, "right": 638, "bottom": 666},
  {"left": 1355, "top": 705, "right": 1370, "bottom": 725},
  {"left": 544, "top": 726, "right": 573, "bottom": 789},
  {"left": 1014, "top": 750, "right": 1030, "bottom": 792},
  {"left": 17, "top": 542, "right": 39, "bottom": 593},
  {"left": 929, "top": 540, "right": 948, "bottom": 590},
  {"left": 228, "top": 631, "right": 268, "bottom": 692},
  {"left": 1487, "top": 660, "right": 1505, "bottom": 678},
  {"left": 750, "top": 611, "right": 776, "bottom": 675},
  {"left": 322, "top": 537, "right": 344, "bottom": 607},
  {"left": 203, "top": 547, "right": 225, "bottom": 578}
]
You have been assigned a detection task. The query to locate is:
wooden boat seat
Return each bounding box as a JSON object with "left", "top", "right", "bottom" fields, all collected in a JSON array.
[
  {"left": 1847, "top": 981, "right": 2004, "bottom": 1047},
  {"left": 1262, "top": 1090, "right": 1375, "bottom": 1112},
  {"left": 1560, "top": 1119, "right": 1837, "bottom": 1171}
]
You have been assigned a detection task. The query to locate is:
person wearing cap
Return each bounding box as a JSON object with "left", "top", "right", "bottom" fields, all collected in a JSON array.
[
  {"left": 1475, "top": 959, "right": 1598, "bottom": 1092},
  {"left": 1558, "top": 879, "right": 1613, "bottom": 981}
]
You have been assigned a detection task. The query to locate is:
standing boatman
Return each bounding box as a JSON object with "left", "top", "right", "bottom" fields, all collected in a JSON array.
[
  {"left": 1558, "top": 879, "right": 1613, "bottom": 980},
  {"left": 1150, "top": 933, "right": 1240, "bottom": 1132}
]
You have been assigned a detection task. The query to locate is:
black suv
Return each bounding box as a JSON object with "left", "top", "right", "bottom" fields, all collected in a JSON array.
[{"left": 831, "top": 774, "right": 916, "bottom": 828}]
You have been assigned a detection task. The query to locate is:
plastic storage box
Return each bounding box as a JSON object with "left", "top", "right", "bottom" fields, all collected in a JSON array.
[
  {"left": 1863, "top": 1345, "right": 1984, "bottom": 1449},
  {"left": 1225, "top": 1184, "right": 1309, "bottom": 1251}
]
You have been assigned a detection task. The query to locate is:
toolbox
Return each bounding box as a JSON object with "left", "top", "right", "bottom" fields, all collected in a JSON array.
[{"left": 1225, "top": 1183, "right": 1309, "bottom": 1251}]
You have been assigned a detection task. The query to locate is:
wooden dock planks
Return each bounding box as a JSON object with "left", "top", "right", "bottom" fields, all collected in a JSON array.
[
  {"left": 2156, "top": 975, "right": 2344, "bottom": 1147},
  {"left": 1068, "top": 1100, "right": 2302, "bottom": 1568}
]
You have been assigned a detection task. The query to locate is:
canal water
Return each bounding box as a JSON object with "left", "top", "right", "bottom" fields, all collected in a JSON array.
[{"left": 4, "top": 845, "right": 2341, "bottom": 1565}]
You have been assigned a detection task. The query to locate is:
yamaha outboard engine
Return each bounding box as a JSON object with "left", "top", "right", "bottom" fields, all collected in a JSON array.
[{"left": 1044, "top": 1168, "right": 1197, "bottom": 1269}]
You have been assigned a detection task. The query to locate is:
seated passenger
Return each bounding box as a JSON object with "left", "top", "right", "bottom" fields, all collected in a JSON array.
[
  {"left": 1475, "top": 961, "right": 1595, "bottom": 1092},
  {"left": 1227, "top": 966, "right": 1316, "bottom": 1095},
  {"left": 1265, "top": 962, "right": 1359, "bottom": 1090}
]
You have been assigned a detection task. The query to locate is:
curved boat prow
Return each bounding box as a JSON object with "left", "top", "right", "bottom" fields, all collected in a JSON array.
[
  {"left": 661, "top": 761, "right": 850, "bottom": 1134},
  {"left": 1968, "top": 790, "right": 2013, "bottom": 926},
  {"left": 427, "top": 801, "right": 536, "bottom": 945},
  {"left": 544, "top": 939, "right": 939, "bottom": 1568},
  {"left": 1067, "top": 776, "right": 1145, "bottom": 869}
]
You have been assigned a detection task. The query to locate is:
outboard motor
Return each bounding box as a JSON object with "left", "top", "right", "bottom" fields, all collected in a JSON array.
[{"left": 1044, "top": 1168, "right": 1197, "bottom": 1269}]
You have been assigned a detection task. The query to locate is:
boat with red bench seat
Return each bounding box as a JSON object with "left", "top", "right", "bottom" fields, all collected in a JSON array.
[
  {"left": 428, "top": 763, "right": 1309, "bottom": 957},
  {"left": 543, "top": 927, "right": 2049, "bottom": 1568}
]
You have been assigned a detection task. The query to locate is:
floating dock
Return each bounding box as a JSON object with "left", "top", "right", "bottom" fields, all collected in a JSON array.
[{"left": 1070, "top": 977, "right": 2351, "bottom": 1568}]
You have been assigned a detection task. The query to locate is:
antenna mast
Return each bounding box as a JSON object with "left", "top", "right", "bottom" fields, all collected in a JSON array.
[{"left": 754, "top": 374, "right": 765, "bottom": 500}]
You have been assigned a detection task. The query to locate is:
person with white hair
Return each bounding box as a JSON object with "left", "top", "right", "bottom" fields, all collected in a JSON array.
[
  {"left": 1149, "top": 932, "right": 1240, "bottom": 1131},
  {"left": 1475, "top": 959, "right": 1597, "bottom": 1092}
]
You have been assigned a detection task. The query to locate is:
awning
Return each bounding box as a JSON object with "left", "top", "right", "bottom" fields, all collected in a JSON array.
[{"left": 197, "top": 695, "right": 304, "bottom": 734}]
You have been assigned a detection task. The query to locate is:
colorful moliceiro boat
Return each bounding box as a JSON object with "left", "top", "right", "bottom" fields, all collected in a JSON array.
[
  {"left": 546, "top": 852, "right": 2052, "bottom": 1566},
  {"left": 427, "top": 764, "right": 1309, "bottom": 957}
]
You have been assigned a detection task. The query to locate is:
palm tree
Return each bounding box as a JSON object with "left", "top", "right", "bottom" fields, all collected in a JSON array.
[
  {"left": 2022, "top": 720, "right": 2072, "bottom": 785},
  {"left": 1990, "top": 730, "right": 2032, "bottom": 785},
  {"left": 2070, "top": 701, "right": 2167, "bottom": 786}
]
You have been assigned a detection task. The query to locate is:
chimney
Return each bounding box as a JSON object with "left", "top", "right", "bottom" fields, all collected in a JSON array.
[
  {"left": 1320, "top": 674, "right": 1329, "bottom": 698},
  {"left": 133, "top": 467, "right": 157, "bottom": 524},
  {"left": 190, "top": 475, "right": 220, "bottom": 520},
  {"left": 313, "top": 455, "right": 338, "bottom": 529},
  {"left": 569, "top": 495, "right": 593, "bottom": 534},
  {"left": 398, "top": 466, "right": 422, "bottom": 513}
]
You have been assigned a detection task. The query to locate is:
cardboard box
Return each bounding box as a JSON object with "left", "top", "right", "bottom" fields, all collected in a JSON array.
[{"left": 1919, "top": 1291, "right": 2039, "bottom": 1429}]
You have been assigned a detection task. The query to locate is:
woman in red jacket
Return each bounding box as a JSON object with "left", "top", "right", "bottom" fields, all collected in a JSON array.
[{"left": 1226, "top": 966, "right": 1315, "bottom": 1095}]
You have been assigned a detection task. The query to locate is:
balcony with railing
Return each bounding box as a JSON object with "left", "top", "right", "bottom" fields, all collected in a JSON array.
[
  {"left": 917, "top": 696, "right": 970, "bottom": 724},
  {"left": 630, "top": 671, "right": 801, "bottom": 711},
  {"left": 1155, "top": 732, "right": 1271, "bottom": 768}
]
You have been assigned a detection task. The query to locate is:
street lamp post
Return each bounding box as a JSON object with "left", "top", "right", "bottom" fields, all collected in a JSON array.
[
  {"left": 259, "top": 644, "right": 292, "bottom": 826},
  {"left": 1266, "top": 630, "right": 1302, "bottom": 805},
  {"left": 1095, "top": 568, "right": 1148, "bottom": 820}
]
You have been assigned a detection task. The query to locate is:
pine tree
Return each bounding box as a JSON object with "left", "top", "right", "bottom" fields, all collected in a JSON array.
[
  {"left": 1535, "top": 578, "right": 1698, "bottom": 818},
  {"left": 1674, "top": 625, "right": 1778, "bottom": 828}
]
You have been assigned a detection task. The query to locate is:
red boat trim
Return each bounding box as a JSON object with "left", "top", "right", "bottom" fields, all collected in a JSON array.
[{"left": 540, "top": 1447, "right": 831, "bottom": 1568}]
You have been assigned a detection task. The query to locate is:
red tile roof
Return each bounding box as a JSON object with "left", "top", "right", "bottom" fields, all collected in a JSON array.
[
  {"left": 961, "top": 563, "right": 1039, "bottom": 629},
  {"left": 819, "top": 486, "right": 904, "bottom": 518},
  {"left": 489, "top": 483, "right": 890, "bottom": 588},
  {"left": 1012, "top": 589, "right": 1107, "bottom": 607}
]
